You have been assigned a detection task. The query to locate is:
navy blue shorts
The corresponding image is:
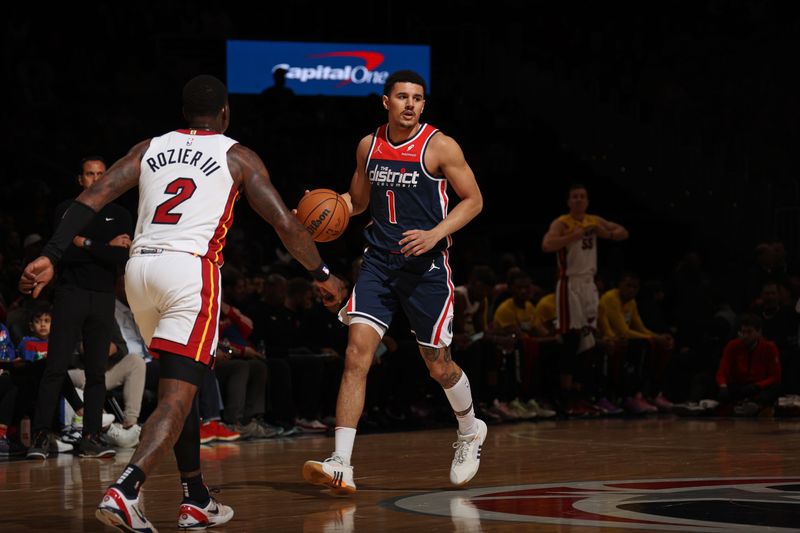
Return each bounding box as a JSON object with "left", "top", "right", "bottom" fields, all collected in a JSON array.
[{"left": 341, "top": 248, "right": 455, "bottom": 347}]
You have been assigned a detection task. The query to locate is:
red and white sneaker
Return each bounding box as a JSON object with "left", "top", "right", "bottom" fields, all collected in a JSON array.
[
  {"left": 95, "top": 486, "right": 158, "bottom": 532},
  {"left": 177, "top": 497, "right": 234, "bottom": 530}
]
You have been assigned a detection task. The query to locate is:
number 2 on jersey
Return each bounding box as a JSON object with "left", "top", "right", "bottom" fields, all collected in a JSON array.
[
  {"left": 152, "top": 178, "right": 197, "bottom": 224},
  {"left": 386, "top": 190, "right": 397, "bottom": 224}
]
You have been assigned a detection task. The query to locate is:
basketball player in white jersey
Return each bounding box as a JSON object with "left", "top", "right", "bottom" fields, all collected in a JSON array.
[
  {"left": 541, "top": 184, "right": 628, "bottom": 410},
  {"left": 20, "top": 75, "right": 346, "bottom": 532}
]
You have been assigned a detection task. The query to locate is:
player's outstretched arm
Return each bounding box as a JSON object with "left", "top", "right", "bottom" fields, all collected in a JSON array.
[
  {"left": 230, "top": 145, "right": 346, "bottom": 303},
  {"left": 18, "top": 140, "right": 149, "bottom": 298},
  {"left": 399, "top": 134, "right": 482, "bottom": 256}
]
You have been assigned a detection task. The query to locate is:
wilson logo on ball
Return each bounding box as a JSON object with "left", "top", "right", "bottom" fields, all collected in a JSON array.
[{"left": 306, "top": 208, "right": 331, "bottom": 234}]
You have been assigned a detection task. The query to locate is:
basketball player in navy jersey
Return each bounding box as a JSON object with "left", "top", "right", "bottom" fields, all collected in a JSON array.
[
  {"left": 20, "top": 75, "right": 346, "bottom": 532},
  {"left": 303, "top": 70, "right": 486, "bottom": 494}
]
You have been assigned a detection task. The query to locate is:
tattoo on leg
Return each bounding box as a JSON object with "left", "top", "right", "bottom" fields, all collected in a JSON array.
[
  {"left": 421, "top": 346, "right": 441, "bottom": 363},
  {"left": 441, "top": 371, "right": 462, "bottom": 388},
  {"left": 130, "top": 381, "right": 195, "bottom": 475},
  {"left": 454, "top": 402, "right": 473, "bottom": 417}
]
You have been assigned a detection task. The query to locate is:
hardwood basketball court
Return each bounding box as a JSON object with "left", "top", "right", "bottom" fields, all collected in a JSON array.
[{"left": 3, "top": 416, "right": 800, "bottom": 531}]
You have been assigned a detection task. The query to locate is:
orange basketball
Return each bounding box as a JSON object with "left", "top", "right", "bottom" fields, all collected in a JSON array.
[{"left": 294, "top": 188, "right": 350, "bottom": 242}]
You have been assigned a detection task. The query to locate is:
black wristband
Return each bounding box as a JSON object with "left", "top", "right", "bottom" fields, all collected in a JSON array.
[
  {"left": 41, "top": 201, "right": 97, "bottom": 265},
  {"left": 308, "top": 262, "right": 331, "bottom": 282}
]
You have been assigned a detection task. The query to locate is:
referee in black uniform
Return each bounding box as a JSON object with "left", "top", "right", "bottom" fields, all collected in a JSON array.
[{"left": 27, "top": 156, "right": 132, "bottom": 459}]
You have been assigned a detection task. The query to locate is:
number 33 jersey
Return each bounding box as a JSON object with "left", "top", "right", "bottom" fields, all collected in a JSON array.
[
  {"left": 133, "top": 129, "right": 239, "bottom": 265},
  {"left": 557, "top": 214, "right": 599, "bottom": 277}
]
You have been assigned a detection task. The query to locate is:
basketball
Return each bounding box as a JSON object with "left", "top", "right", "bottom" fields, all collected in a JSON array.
[{"left": 294, "top": 188, "right": 350, "bottom": 242}]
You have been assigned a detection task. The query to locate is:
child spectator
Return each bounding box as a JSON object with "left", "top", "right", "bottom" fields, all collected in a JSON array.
[{"left": 17, "top": 308, "right": 51, "bottom": 361}]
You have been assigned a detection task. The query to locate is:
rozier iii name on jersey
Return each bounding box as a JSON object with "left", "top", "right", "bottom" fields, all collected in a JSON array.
[{"left": 145, "top": 148, "right": 223, "bottom": 177}]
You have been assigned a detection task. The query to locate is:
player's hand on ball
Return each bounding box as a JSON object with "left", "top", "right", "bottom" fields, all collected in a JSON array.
[{"left": 340, "top": 192, "right": 354, "bottom": 214}]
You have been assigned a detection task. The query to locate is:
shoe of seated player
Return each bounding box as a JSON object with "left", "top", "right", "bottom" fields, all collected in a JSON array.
[
  {"left": 295, "top": 418, "right": 329, "bottom": 432},
  {"left": 177, "top": 496, "right": 234, "bottom": 530},
  {"left": 302, "top": 455, "right": 357, "bottom": 495},
  {"left": 450, "top": 419, "right": 488, "bottom": 486},
  {"left": 653, "top": 393, "right": 674, "bottom": 412},
  {"left": 508, "top": 398, "right": 537, "bottom": 419},
  {"left": 106, "top": 422, "right": 141, "bottom": 448},
  {"left": 79, "top": 433, "right": 116, "bottom": 458},
  {"left": 594, "top": 397, "right": 624, "bottom": 415},
  {"left": 26, "top": 431, "right": 51, "bottom": 460},
  {"left": 95, "top": 486, "right": 158, "bottom": 533},
  {"left": 526, "top": 399, "right": 557, "bottom": 418}
]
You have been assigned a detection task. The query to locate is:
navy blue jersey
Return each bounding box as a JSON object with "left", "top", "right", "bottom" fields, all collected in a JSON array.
[{"left": 364, "top": 123, "right": 452, "bottom": 253}]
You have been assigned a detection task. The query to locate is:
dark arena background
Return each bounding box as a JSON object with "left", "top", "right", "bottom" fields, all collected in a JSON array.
[{"left": 3, "top": 2, "right": 800, "bottom": 532}]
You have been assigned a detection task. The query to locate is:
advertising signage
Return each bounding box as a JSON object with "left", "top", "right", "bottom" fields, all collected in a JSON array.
[{"left": 227, "top": 40, "right": 431, "bottom": 97}]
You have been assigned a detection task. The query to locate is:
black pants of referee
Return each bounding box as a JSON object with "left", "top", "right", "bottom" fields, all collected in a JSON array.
[{"left": 32, "top": 285, "right": 115, "bottom": 436}]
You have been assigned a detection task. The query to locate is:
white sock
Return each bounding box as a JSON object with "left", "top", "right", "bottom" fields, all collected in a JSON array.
[
  {"left": 443, "top": 372, "right": 478, "bottom": 435},
  {"left": 333, "top": 427, "right": 357, "bottom": 465}
]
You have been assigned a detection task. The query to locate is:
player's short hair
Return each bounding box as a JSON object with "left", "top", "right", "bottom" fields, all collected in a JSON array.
[
  {"left": 567, "top": 183, "right": 588, "bottom": 198},
  {"left": 183, "top": 75, "right": 228, "bottom": 119},
  {"left": 507, "top": 269, "right": 532, "bottom": 286},
  {"left": 738, "top": 312, "right": 762, "bottom": 331},
  {"left": 30, "top": 304, "right": 52, "bottom": 323},
  {"left": 618, "top": 271, "right": 640, "bottom": 284},
  {"left": 383, "top": 70, "right": 426, "bottom": 97},
  {"left": 79, "top": 155, "right": 107, "bottom": 173}
]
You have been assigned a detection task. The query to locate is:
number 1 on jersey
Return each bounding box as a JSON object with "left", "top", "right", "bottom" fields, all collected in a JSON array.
[{"left": 386, "top": 190, "right": 397, "bottom": 224}]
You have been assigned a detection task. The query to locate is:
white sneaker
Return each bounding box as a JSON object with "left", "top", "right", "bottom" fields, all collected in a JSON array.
[
  {"left": 674, "top": 402, "right": 705, "bottom": 413},
  {"left": 527, "top": 399, "right": 557, "bottom": 418},
  {"left": 699, "top": 399, "right": 720, "bottom": 410},
  {"left": 303, "top": 455, "right": 357, "bottom": 495},
  {"left": 102, "top": 412, "right": 116, "bottom": 429},
  {"left": 106, "top": 423, "right": 141, "bottom": 448},
  {"left": 178, "top": 497, "right": 234, "bottom": 530},
  {"left": 296, "top": 418, "right": 329, "bottom": 432},
  {"left": 450, "top": 419, "right": 487, "bottom": 486},
  {"left": 96, "top": 486, "right": 158, "bottom": 533},
  {"left": 51, "top": 437, "right": 74, "bottom": 454},
  {"left": 60, "top": 425, "right": 82, "bottom": 445},
  {"left": 508, "top": 398, "right": 537, "bottom": 419}
]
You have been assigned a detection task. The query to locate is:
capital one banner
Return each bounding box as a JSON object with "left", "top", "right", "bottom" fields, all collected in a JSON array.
[{"left": 226, "top": 40, "right": 431, "bottom": 96}]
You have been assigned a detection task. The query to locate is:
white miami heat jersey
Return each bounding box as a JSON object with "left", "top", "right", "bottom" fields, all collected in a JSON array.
[
  {"left": 556, "top": 214, "right": 599, "bottom": 277},
  {"left": 133, "top": 129, "right": 239, "bottom": 264}
]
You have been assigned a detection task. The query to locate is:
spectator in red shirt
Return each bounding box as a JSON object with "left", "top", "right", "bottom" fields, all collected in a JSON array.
[{"left": 716, "top": 313, "right": 781, "bottom": 415}]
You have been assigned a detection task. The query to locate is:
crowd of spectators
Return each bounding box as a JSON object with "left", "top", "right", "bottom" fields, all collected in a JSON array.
[{"left": 2, "top": 196, "right": 799, "bottom": 458}]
